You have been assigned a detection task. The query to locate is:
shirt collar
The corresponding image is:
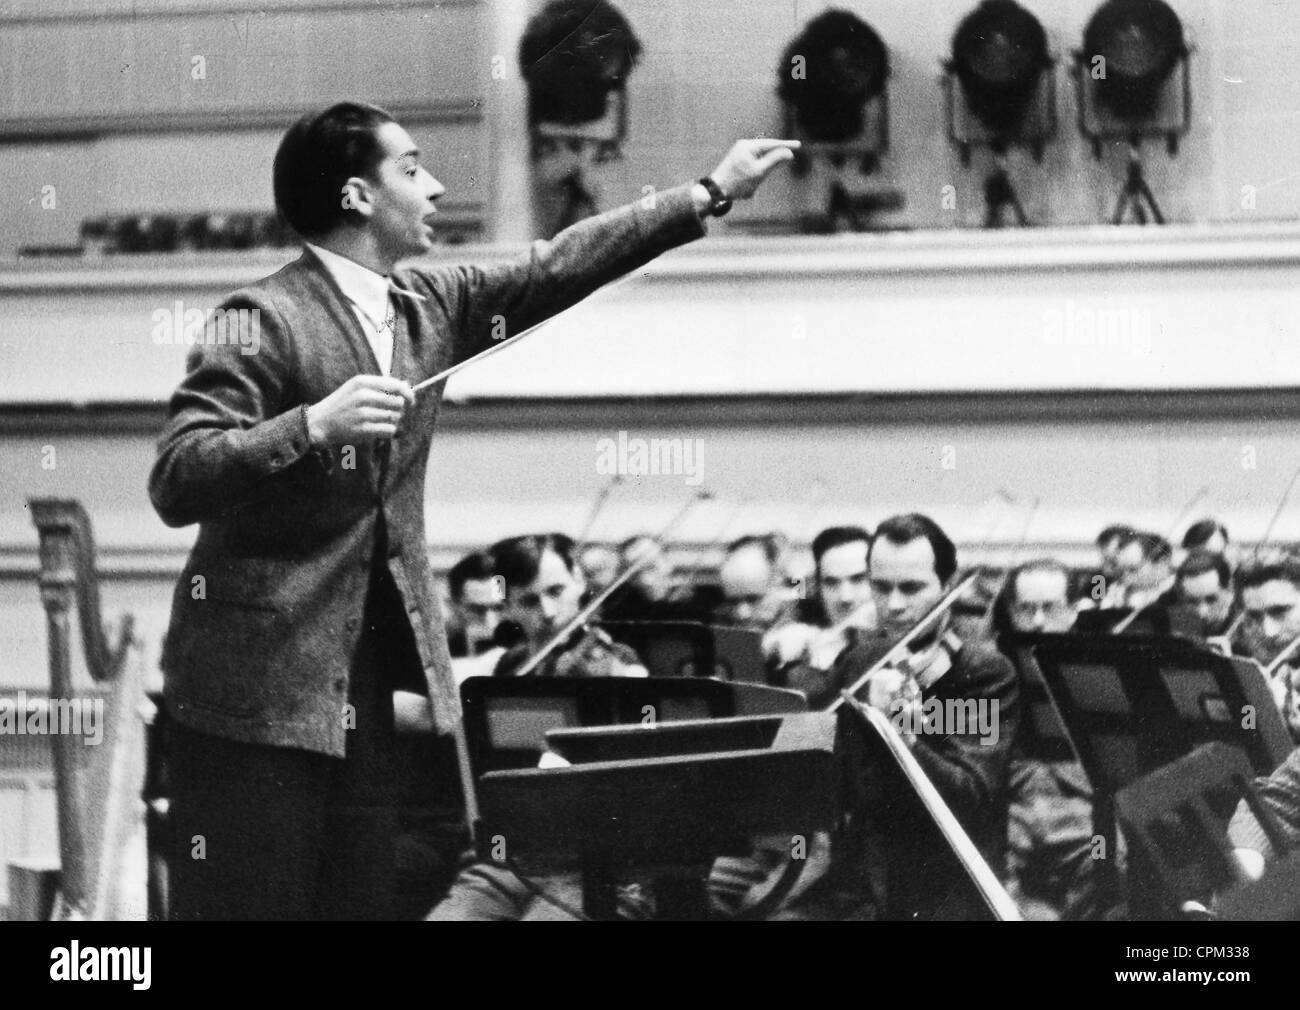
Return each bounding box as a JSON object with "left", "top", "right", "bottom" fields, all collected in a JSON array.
[{"left": 305, "top": 242, "right": 391, "bottom": 328}]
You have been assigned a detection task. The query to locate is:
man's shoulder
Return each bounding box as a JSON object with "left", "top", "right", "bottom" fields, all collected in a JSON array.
[
  {"left": 954, "top": 637, "right": 1018, "bottom": 690},
  {"left": 220, "top": 250, "right": 318, "bottom": 310}
]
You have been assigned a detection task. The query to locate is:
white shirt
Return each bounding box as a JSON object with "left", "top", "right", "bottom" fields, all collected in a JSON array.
[{"left": 305, "top": 243, "right": 394, "bottom": 375}]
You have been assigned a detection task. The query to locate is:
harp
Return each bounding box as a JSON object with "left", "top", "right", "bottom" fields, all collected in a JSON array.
[{"left": 29, "top": 498, "right": 142, "bottom": 920}]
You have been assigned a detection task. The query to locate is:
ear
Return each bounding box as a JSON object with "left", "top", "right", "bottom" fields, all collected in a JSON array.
[{"left": 339, "top": 176, "right": 375, "bottom": 219}]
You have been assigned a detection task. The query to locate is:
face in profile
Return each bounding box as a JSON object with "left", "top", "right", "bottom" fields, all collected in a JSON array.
[
  {"left": 361, "top": 120, "right": 447, "bottom": 263},
  {"left": 869, "top": 537, "right": 944, "bottom": 640},
  {"left": 503, "top": 548, "right": 585, "bottom": 647}
]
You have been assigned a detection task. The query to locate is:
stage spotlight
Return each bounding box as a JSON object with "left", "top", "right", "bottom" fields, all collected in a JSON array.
[
  {"left": 777, "top": 10, "right": 898, "bottom": 231},
  {"left": 1075, "top": 0, "right": 1191, "bottom": 224},
  {"left": 950, "top": 0, "right": 1052, "bottom": 138},
  {"left": 943, "top": 1, "right": 1056, "bottom": 228},
  {"left": 1083, "top": 0, "right": 1187, "bottom": 121},
  {"left": 519, "top": 0, "right": 642, "bottom": 162},
  {"left": 778, "top": 8, "right": 889, "bottom": 167}
]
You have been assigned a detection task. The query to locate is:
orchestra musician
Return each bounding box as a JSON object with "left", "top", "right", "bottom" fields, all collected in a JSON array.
[
  {"left": 601, "top": 534, "right": 720, "bottom": 626},
  {"left": 1097, "top": 530, "right": 1175, "bottom": 610},
  {"left": 428, "top": 534, "right": 664, "bottom": 920},
  {"left": 1162, "top": 549, "right": 1238, "bottom": 643},
  {"left": 716, "top": 514, "right": 1021, "bottom": 920},
  {"left": 444, "top": 551, "right": 504, "bottom": 658},
  {"left": 762, "top": 525, "right": 876, "bottom": 707},
  {"left": 457, "top": 532, "right": 649, "bottom": 680},
  {"left": 1238, "top": 563, "right": 1300, "bottom": 743},
  {"left": 715, "top": 534, "right": 800, "bottom": 632},
  {"left": 996, "top": 558, "right": 1112, "bottom": 920},
  {"left": 148, "top": 98, "right": 797, "bottom": 920}
]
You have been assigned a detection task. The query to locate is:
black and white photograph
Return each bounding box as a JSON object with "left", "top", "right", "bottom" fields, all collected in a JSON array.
[{"left": 0, "top": 0, "right": 1297, "bottom": 963}]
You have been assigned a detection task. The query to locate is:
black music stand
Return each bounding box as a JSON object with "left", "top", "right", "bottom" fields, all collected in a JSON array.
[
  {"left": 599, "top": 620, "right": 768, "bottom": 684},
  {"left": 1030, "top": 634, "right": 1293, "bottom": 915},
  {"left": 460, "top": 677, "right": 1019, "bottom": 920},
  {"left": 1114, "top": 742, "right": 1294, "bottom": 919}
]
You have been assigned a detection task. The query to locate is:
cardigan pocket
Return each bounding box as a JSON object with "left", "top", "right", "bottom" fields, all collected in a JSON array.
[{"left": 171, "top": 594, "right": 286, "bottom": 718}]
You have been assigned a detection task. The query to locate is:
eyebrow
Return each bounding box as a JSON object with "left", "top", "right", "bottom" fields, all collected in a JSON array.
[{"left": 396, "top": 148, "right": 420, "bottom": 163}]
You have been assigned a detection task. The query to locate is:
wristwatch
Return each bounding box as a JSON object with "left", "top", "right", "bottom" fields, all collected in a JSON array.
[{"left": 697, "top": 176, "right": 733, "bottom": 217}]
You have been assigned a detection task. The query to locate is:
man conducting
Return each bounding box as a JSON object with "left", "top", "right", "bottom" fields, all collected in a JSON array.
[{"left": 149, "top": 100, "right": 795, "bottom": 919}]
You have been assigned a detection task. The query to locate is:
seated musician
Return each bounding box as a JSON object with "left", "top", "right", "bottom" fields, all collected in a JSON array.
[
  {"left": 427, "top": 534, "right": 654, "bottom": 920},
  {"left": 1076, "top": 523, "right": 1134, "bottom": 605},
  {"left": 444, "top": 550, "right": 504, "bottom": 658},
  {"left": 1238, "top": 563, "right": 1300, "bottom": 744},
  {"left": 762, "top": 525, "right": 876, "bottom": 707},
  {"left": 715, "top": 514, "right": 1021, "bottom": 920},
  {"left": 996, "top": 558, "right": 1114, "bottom": 920},
  {"left": 455, "top": 532, "right": 648, "bottom": 680},
  {"left": 576, "top": 544, "right": 620, "bottom": 598},
  {"left": 715, "top": 533, "right": 799, "bottom": 632},
  {"left": 1161, "top": 549, "right": 1237, "bottom": 643},
  {"left": 1096, "top": 530, "right": 1175, "bottom": 610},
  {"left": 602, "top": 534, "right": 719, "bottom": 625},
  {"left": 1182, "top": 517, "right": 1235, "bottom": 570}
]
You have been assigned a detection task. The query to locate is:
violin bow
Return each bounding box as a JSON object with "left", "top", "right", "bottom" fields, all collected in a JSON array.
[
  {"left": 512, "top": 488, "right": 712, "bottom": 678},
  {"left": 827, "top": 570, "right": 981, "bottom": 713},
  {"left": 974, "top": 491, "right": 1041, "bottom": 640},
  {"left": 571, "top": 473, "right": 626, "bottom": 560}
]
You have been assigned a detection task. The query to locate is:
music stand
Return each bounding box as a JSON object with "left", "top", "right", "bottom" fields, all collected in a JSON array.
[
  {"left": 599, "top": 621, "right": 768, "bottom": 683},
  {"left": 1031, "top": 633, "right": 1293, "bottom": 913}
]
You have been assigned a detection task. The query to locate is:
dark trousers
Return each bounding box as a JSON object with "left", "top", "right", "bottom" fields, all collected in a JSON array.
[{"left": 167, "top": 551, "right": 426, "bottom": 921}]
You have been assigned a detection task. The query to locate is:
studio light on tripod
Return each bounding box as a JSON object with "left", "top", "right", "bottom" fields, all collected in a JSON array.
[{"left": 1075, "top": 0, "right": 1191, "bottom": 224}]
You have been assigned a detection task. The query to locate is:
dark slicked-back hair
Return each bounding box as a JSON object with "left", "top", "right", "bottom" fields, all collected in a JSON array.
[
  {"left": 870, "top": 513, "right": 957, "bottom": 584},
  {"left": 1183, "top": 518, "right": 1230, "bottom": 551},
  {"left": 448, "top": 551, "right": 496, "bottom": 602},
  {"left": 1097, "top": 523, "right": 1134, "bottom": 547},
  {"left": 273, "top": 102, "right": 395, "bottom": 240},
  {"left": 812, "top": 525, "right": 872, "bottom": 566},
  {"left": 1177, "top": 549, "right": 1231, "bottom": 589},
  {"left": 490, "top": 533, "right": 577, "bottom": 593},
  {"left": 1239, "top": 562, "right": 1300, "bottom": 593}
]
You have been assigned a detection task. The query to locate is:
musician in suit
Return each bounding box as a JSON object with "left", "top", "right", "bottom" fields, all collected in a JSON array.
[
  {"left": 716, "top": 514, "right": 1021, "bottom": 920},
  {"left": 1238, "top": 563, "right": 1300, "bottom": 744},
  {"left": 444, "top": 551, "right": 503, "bottom": 659},
  {"left": 996, "top": 558, "right": 1112, "bottom": 920},
  {"left": 149, "top": 100, "right": 796, "bottom": 919}
]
